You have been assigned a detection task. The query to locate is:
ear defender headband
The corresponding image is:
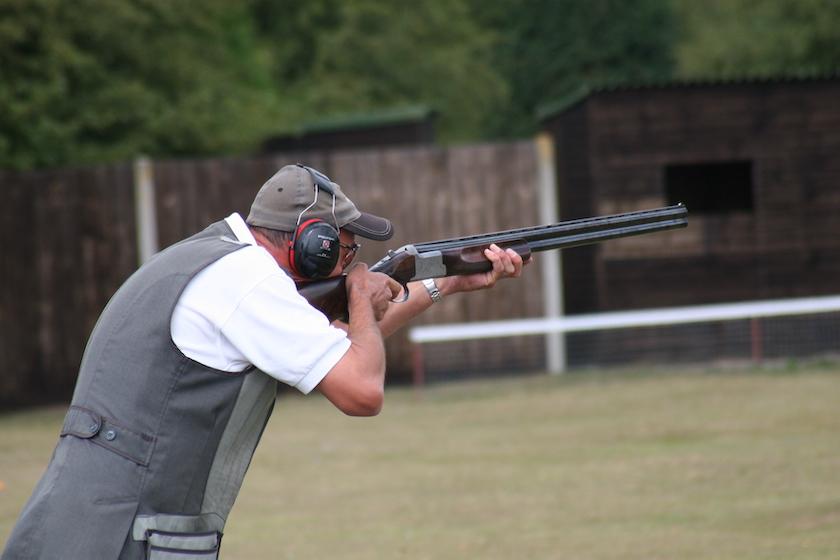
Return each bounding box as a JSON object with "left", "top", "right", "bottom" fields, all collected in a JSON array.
[{"left": 289, "top": 164, "right": 342, "bottom": 280}]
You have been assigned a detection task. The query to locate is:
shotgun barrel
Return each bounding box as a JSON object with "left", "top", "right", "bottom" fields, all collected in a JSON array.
[{"left": 408, "top": 204, "right": 687, "bottom": 254}]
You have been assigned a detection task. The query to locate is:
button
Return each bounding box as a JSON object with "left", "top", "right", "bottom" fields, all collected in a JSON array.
[
  {"left": 89, "top": 423, "right": 100, "bottom": 434},
  {"left": 104, "top": 430, "right": 116, "bottom": 441}
]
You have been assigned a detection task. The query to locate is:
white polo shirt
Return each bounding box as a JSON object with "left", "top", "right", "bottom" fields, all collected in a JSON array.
[{"left": 170, "top": 213, "right": 351, "bottom": 394}]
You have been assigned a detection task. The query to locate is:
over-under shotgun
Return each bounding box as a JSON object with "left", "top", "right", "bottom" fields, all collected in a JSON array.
[{"left": 298, "top": 204, "right": 688, "bottom": 322}]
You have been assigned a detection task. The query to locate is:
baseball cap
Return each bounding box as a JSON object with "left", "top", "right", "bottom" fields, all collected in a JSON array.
[{"left": 246, "top": 163, "right": 394, "bottom": 241}]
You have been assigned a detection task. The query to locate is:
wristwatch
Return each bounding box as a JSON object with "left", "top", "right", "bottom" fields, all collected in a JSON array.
[{"left": 422, "top": 278, "right": 443, "bottom": 303}]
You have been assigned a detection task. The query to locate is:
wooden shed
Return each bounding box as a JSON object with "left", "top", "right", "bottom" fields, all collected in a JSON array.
[{"left": 540, "top": 74, "right": 840, "bottom": 316}]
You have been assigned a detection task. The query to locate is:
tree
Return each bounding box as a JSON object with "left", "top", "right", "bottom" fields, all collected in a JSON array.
[
  {"left": 0, "top": 0, "right": 278, "bottom": 170},
  {"left": 672, "top": 0, "right": 840, "bottom": 78},
  {"left": 477, "top": 0, "right": 678, "bottom": 138},
  {"left": 250, "top": 0, "right": 508, "bottom": 143},
  {"left": 7, "top": 0, "right": 837, "bottom": 170}
]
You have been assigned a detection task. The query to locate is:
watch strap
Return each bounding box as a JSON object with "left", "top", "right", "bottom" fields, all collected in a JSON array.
[{"left": 422, "top": 278, "right": 443, "bottom": 303}]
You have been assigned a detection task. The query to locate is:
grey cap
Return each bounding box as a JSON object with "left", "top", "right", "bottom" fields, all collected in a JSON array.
[{"left": 246, "top": 164, "right": 394, "bottom": 241}]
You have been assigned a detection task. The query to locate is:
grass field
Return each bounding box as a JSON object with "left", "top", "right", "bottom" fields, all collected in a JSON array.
[{"left": 2, "top": 363, "right": 839, "bottom": 559}]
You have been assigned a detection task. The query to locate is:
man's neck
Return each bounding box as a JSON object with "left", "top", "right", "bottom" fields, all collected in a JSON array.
[{"left": 249, "top": 227, "right": 301, "bottom": 280}]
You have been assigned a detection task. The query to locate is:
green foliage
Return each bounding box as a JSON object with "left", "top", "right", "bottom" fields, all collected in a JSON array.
[
  {"left": 672, "top": 0, "right": 840, "bottom": 78},
  {"left": 477, "top": 0, "right": 678, "bottom": 138},
  {"left": 0, "top": 0, "right": 279, "bottom": 170},
  {"left": 2, "top": 0, "right": 839, "bottom": 170},
  {"left": 250, "top": 0, "right": 507, "bottom": 143}
]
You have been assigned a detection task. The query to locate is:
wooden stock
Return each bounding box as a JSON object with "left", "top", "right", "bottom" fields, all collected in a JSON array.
[
  {"left": 296, "top": 275, "right": 349, "bottom": 323},
  {"left": 441, "top": 240, "right": 532, "bottom": 276}
]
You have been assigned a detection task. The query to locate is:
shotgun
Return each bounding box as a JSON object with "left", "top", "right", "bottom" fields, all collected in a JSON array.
[{"left": 297, "top": 204, "right": 688, "bottom": 322}]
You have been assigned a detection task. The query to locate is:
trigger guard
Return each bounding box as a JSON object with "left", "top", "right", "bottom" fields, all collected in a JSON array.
[{"left": 391, "top": 285, "right": 410, "bottom": 303}]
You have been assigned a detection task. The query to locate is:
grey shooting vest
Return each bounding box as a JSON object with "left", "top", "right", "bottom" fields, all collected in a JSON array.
[{"left": 1, "top": 221, "right": 278, "bottom": 560}]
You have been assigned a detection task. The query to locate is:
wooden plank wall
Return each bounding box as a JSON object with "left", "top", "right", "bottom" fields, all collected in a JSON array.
[
  {"left": 0, "top": 165, "right": 137, "bottom": 406},
  {"left": 0, "top": 141, "right": 543, "bottom": 407}
]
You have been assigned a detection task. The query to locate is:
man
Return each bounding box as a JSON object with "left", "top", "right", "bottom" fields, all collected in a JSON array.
[{"left": 2, "top": 163, "right": 525, "bottom": 560}]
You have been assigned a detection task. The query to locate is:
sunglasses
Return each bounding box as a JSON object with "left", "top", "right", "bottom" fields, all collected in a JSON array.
[{"left": 339, "top": 241, "right": 361, "bottom": 267}]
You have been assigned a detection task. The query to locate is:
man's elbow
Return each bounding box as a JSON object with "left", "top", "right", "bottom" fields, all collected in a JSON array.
[
  {"left": 318, "top": 376, "right": 384, "bottom": 416},
  {"left": 343, "top": 386, "right": 384, "bottom": 417},
  {"left": 317, "top": 358, "right": 386, "bottom": 416}
]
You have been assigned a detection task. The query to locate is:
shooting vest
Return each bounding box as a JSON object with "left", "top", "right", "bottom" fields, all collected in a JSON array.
[{"left": 1, "top": 221, "right": 278, "bottom": 560}]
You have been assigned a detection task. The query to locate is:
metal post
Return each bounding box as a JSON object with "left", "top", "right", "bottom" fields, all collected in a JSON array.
[
  {"left": 750, "top": 317, "right": 763, "bottom": 364},
  {"left": 133, "top": 156, "right": 159, "bottom": 265},
  {"left": 412, "top": 343, "right": 425, "bottom": 391},
  {"left": 536, "top": 133, "right": 566, "bottom": 373}
]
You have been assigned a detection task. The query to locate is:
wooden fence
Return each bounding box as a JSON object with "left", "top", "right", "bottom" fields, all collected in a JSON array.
[{"left": 0, "top": 141, "right": 546, "bottom": 408}]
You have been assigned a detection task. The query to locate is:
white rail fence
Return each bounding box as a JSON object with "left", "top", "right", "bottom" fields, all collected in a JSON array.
[{"left": 408, "top": 294, "right": 840, "bottom": 386}]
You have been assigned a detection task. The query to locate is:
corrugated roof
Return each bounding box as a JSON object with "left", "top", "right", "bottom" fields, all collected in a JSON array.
[{"left": 537, "top": 68, "right": 840, "bottom": 121}]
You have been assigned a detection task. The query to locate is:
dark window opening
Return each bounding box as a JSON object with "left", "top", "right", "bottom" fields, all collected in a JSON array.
[{"left": 665, "top": 161, "right": 754, "bottom": 213}]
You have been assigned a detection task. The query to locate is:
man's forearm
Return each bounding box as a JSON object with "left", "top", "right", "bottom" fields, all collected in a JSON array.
[
  {"left": 317, "top": 291, "right": 387, "bottom": 416},
  {"left": 377, "top": 280, "right": 438, "bottom": 339},
  {"left": 346, "top": 297, "right": 387, "bottom": 378}
]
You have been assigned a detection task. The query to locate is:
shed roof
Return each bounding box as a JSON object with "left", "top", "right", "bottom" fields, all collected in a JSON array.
[
  {"left": 537, "top": 68, "right": 840, "bottom": 121},
  {"left": 299, "top": 104, "right": 438, "bottom": 135}
]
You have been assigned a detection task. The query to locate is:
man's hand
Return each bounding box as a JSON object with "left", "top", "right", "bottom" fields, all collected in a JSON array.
[
  {"left": 318, "top": 263, "right": 400, "bottom": 417},
  {"left": 436, "top": 244, "right": 530, "bottom": 296},
  {"left": 345, "top": 263, "right": 402, "bottom": 322}
]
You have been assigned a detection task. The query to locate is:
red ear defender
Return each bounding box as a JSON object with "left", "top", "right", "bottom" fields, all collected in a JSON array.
[
  {"left": 288, "top": 164, "right": 342, "bottom": 280},
  {"left": 289, "top": 218, "right": 341, "bottom": 280}
]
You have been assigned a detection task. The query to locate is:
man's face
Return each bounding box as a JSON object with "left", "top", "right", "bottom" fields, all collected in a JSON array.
[{"left": 329, "top": 229, "right": 359, "bottom": 277}]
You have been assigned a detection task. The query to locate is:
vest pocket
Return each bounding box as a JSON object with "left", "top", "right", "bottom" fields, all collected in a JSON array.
[
  {"left": 133, "top": 513, "right": 226, "bottom": 560},
  {"left": 144, "top": 530, "right": 222, "bottom": 559}
]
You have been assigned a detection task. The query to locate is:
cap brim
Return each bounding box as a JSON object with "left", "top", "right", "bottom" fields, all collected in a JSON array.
[{"left": 343, "top": 212, "right": 395, "bottom": 241}]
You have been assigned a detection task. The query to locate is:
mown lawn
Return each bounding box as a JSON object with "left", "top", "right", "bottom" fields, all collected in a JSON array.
[{"left": 2, "top": 363, "right": 839, "bottom": 559}]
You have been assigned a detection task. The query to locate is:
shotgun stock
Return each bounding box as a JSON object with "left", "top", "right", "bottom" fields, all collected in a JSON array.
[{"left": 297, "top": 204, "right": 687, "bottom": 322}]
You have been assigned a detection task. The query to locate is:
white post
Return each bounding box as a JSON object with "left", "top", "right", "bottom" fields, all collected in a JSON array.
[
  {"left": 535, "top": 133, "right": 566, "bottom": 373},
  {"left": 133, "top": 156, "right": 159, "bottom": 265}
]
